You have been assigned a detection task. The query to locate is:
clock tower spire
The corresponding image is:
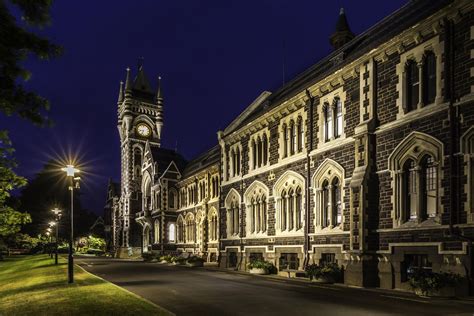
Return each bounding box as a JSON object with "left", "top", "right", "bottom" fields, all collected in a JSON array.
[{"left": 116, "top": 62, "right": 164, "bottom": 251}]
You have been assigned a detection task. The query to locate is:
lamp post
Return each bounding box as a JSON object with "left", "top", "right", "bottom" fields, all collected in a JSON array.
[
  {"left": 46, "top": 229, "right": 52, "bottom": 258},
  {"left": 61, "top": 164, "right": 80, "bottom": 284},
  {"left": 51, "top": 208, "right": 62, "bottom": 265}
]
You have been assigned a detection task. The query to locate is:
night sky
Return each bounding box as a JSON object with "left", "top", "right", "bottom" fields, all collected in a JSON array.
[{"left": 2, "top": 0, "right": 408, "bottom": 215}]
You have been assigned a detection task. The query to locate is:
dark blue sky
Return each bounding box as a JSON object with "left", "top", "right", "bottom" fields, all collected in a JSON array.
[{"left": 2, "top": 0, "right": 408, "bottom": 214}]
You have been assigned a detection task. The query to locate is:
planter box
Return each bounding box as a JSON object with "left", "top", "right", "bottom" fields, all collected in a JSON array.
[{"left": 249, "top": 268, "right": 268, "bottom": 275}]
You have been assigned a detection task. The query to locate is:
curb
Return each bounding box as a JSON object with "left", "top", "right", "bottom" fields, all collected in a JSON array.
[{"left": 76, "top": 264, "right": 175, "bottom": 316}]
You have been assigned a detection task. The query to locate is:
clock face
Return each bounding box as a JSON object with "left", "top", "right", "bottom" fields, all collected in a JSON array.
[{"left": 136, "top": 124, "right": 151, "bottom": 137}]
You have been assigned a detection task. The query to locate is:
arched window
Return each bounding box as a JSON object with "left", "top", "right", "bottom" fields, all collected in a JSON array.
[
  {"left": 389, "top": 132, "right": 442, "bottom": 227},
  {"left": 133, "top": 147, "right": 142, "bottom": 180},
  {"left": 245, "top": 182, "right": 268, "bottom": 235},
  {"left": 332, "top": 178, "right": 342, "bottom": 226},
  {"left": 282, "top": 124, "right": 288, "bottom": 158},
  {"left": 461, "top": 127, "right": 474, "bottom": 222},
  {"left": 177, "top": 216, "right": 185, "bottom": 243},
  {"left": 262, "top": 134, "right": 268, "bottom": 165},
  {"left": 208, "top": 209, "right": 218, "bottom": 241},
  {"left": 324, "top": 103, "right": 333, "bottom": 141},
  {"left": 421, "top": 155, "right": 437, "bottom": 219},
  {"left": 313, "top": 159, "right": 345, "bottom": 230},
  {"left": 334, "top": 98, "right": 343, "bottom": 138},
  {"left": 236, "top": 148, "right": 241, "bottom": 175},
  {"left": 297, "top": 117, "right": 303, "bottom": 152},
  {"left": 406, "top": 60, "right": 419, "bottom": 112},
  {"left": 225, "top": 190, "right": 240, "bottom": 237},
  {"left": 290, "top": 121, "right": 296, "bottom": 155},
  {"left": 403, "top": 159, "right": 417, "bottom": 221},
  {"left": 185, "top": 214, "right": 195, "bottom": 243},
  {"left": 257, "top": 136, "right": 262, "bottom": 167},
  {"left": 322, "top": 180, "right": 330, "bottom": 227},
  {"left": 252, "top": 139, "right": 257, "bottom": 169},
  {"left": 168, "top": 223, "right": 176, "bottom": 243},
  {"left": 169, "top": 189, "right": 176, "bottom": 209},
  {"left": 422, "top": 51, "right": 436, "bottom": 105},
  {"left": 275, "top": 171, "right": 304, "bottom": 233},
  {"left": 154, "top": 219, "right": 160, "bottom": 244}
]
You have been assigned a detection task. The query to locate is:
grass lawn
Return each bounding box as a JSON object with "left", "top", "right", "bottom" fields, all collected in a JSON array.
[{"left": 0, "top": 255, "right": 171, "bottom": 316}]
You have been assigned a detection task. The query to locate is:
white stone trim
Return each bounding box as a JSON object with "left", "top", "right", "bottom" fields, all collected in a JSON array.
[
  {"left": 244, "top": 181, "right": 269, "bottom": 238},
  {"left": 388, "top": 132, "right": 444, "bottom": 228},
  {"left": 317, "top": 86, "right": 347, "bottom": 148},
  {"left": 278, "top": 108, "right": 307, "bottom": 162},
  {"left": 395, "top": 35, "right": 444, "bottom": 120},
  {"left": 273, "top": 170, "right": 305, "bottom": 234},
  {"left": 377, "top": 242, "right": 469, "bottom": 255},
  {"left": 312, "top": 158, "right": 346, "bottom": 232},
  {"left": 248, "top": 127, "right": 270, "bottom": 172}
]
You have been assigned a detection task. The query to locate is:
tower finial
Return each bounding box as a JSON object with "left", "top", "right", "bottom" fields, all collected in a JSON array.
[
  {"left": 156, "top": 76, "right": 163, "bottom": 101},
  {"left": 117, "top": 81, "right": 124, "bottom": 104},
  {"left": 340, "top": 7, "right": 344, "bottom": 15},
  {"left": 124, "top": 67, "right": 132, "bottom": 96}
]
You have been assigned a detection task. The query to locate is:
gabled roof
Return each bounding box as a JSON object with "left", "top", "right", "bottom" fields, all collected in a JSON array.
[
  {"left": 149, "top": 146, "right": 187, "bottom": 176},
  {"left": 182, "top": 145, "right": 220, "bottom": 177},
  {"left": 222, "top": 91, "right": 271, "bottom": 136},
  {"left": 224, "top": 0, "right": 453, "bottom": 134}
]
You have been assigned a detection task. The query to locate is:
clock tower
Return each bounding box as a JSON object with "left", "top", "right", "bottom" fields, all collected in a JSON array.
[{"left": 116, "top": 64, "right": 164, "bottom": 251}]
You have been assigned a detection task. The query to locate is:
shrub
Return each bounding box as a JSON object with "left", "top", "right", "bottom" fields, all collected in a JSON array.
[
  {"left": 159, "top": 255, "right": 174, "bottom": 263},
  {"left": 142, "top": 252, "right": 155, "bottom": 261},
  {"left": 247, "top": 259, "right": 274, "bottom": 271},
  {"left": 305, "top": 263, "right": 341, "bottom": 281},
  {"left": 171, "top": 256, "right": 187, "bottom": 264},
  {"left": 409, "top": 270, "right": 463, "bottom": 296}
]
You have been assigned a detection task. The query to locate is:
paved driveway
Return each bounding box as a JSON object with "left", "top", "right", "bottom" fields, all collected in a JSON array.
[{"left": 76, "top": 257, "right": 474, "bottom": 316}]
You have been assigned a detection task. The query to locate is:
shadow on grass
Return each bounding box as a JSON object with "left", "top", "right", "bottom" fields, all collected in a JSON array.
[{"left": 0, "top": 275, "right": 105, "bottom": 299}]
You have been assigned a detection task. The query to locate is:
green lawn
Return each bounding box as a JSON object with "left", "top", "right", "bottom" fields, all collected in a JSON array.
[{"left": 0, "top": 255, "right": 171, "bottom": 316}]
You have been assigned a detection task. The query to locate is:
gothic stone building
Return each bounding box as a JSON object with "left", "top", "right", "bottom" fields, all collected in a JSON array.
[{"left": 105, "top": 0, "right": 474, "bottom": 293}]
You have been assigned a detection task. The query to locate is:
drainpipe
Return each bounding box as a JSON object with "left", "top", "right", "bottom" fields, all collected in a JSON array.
[{"left": 304, "top": 89, "right": 315, "bottom": 268}]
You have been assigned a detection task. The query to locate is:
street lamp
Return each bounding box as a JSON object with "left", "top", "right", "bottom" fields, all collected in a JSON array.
[
  {"left": 61, "top": 164, "right": 80, "bottom": 284},
  {"left": 52, "top": 208, "right": 62, "bottom": 265}
]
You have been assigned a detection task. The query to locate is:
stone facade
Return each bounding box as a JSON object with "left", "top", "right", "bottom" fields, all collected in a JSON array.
[{"left": 107, "top": 0, "right": 474, "bottom": 293}]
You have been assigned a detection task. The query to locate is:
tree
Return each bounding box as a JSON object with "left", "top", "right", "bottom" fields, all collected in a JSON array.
[
  {"left": 0, "top": 132, "right": 31, "bottom": 259},
  {"left": 0, "top": 0, "right": 62, "bottom": 126}
]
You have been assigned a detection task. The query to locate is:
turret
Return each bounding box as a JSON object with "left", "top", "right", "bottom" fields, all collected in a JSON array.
[{"left": 329, "top": 8, "right": 355, "bottom": 50}]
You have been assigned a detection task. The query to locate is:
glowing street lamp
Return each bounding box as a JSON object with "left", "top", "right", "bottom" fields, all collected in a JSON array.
[
  {"left": 52, "top": 208, "right": 62, "bottom": 265},
  {"left": 61, "top": 164, "right": 80, "bottom": 284}
]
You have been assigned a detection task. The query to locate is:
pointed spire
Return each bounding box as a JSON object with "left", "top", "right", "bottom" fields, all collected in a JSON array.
[
  {"left": 132, "top": 64, "right": 153, "bottom": 93},
  {"left": 330, "top": 7, "right": 355, "bottom": 50},
  {"left": 124, "top": 67, "right": 132, "bottom": 97},
  {"left": 117, "top": 81, "right": 124, "bottom": 104},
  {"left": 156, "top": 76, "right": 163, "bottom": 102}
]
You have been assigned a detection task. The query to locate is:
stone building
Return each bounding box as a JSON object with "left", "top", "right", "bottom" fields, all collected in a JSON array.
[{"left": 106, "top": 0, "right": 474, "bottom": 293}]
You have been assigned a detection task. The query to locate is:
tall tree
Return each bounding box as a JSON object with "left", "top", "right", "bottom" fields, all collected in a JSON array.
[
  {"left": 0, "top": 131, "right": 31, "bottom": 259},
  {"left": 0, "top": 0, "right": 62, "bottom": 125}
]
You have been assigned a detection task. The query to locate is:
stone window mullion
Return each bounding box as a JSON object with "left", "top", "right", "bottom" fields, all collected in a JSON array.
[{"left": 417, "top": 60, "right": 424, "bottom": 109}]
